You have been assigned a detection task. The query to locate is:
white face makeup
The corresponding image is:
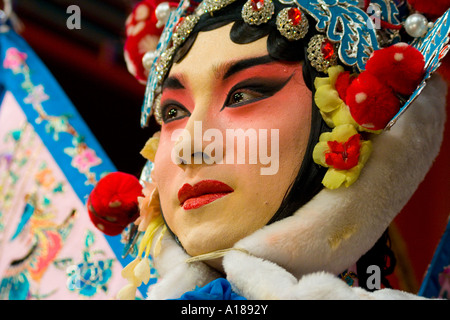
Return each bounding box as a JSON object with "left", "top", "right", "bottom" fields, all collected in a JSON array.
[{"left": 151, "top": 24, "right": 312, "bottom": 259}]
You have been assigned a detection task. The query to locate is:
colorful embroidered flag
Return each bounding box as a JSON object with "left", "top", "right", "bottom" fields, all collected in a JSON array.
[
  {"left": 0, "top": 25, "right": 146, "bottom": 299},
  {"left": 419, "top": 219, "right": 450, "bottom": 299}
]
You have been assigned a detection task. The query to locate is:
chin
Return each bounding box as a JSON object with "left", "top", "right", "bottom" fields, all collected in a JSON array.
[{"left": 180, "top": 227, "right": 237, "bottom": 257}]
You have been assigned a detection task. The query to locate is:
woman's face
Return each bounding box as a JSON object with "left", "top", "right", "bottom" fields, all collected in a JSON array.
[{"left": 152, "top": 24, "right": 312, "bottom": 258}]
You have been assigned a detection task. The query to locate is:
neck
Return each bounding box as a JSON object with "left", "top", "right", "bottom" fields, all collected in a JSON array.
[{"left": 185, "top": 247, "right": 251, "bottom": 275}]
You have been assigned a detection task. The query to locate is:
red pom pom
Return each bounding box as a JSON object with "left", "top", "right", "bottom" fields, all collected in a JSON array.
[
  {"left": 346, "top": 72, "right": 400, "bottom": 131},
  {"left": 124, "top": 0, "right": 178, "bottom": 83},
  {"left": 365, "top": 43, "right": 425, "bottom": 96},
  {"left": 335, "top": 71, "right": 357, "bottom": 101},
  {"left": 87, "top": 172, "right": 143, "bottom": 236},
  {"left": 407, "top": 0, "right": 450, "bottom": 19}
]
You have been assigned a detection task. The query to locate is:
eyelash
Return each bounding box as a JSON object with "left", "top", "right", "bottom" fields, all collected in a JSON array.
[
  {"left": 222, "top": 83, "right": 275, "bottom": 110},
  {"left": 222, "top": 77, "right": 293, "bottom": 110}
]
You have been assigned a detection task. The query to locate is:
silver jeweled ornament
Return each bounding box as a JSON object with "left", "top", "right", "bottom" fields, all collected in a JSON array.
[{"left": 241, "top": 0, "right": 275, "bottom": 25}]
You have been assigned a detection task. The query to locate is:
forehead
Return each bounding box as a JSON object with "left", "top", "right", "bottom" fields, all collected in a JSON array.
[{"left": 169, "top": 23, "right": 269, "bottom": 77}]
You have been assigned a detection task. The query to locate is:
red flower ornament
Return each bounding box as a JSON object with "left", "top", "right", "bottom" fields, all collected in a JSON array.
[
  {"left": 313, "top": 125, "right": 372, "bottom": 189},
  {"left": 325, "top": 134, "right": 361, "bottom": 171}
]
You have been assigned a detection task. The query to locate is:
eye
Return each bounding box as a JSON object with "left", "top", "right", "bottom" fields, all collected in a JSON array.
[
  {"left": 161, "top": 101, "right": 190, "bottom": 123},
  {"left": 227, "top": 90, "right": 264, "bottom": 106},
  {"left": 222, "top": 77, "right": 292, "bottom": 110}
]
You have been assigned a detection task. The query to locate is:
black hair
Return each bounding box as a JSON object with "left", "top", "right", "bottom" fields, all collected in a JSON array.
[{"left": 165, "top": 0, "right": 396, "bottom": 291}]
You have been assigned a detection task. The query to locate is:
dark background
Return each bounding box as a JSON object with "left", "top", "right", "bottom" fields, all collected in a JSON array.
[{"left": 12, "top": 0, "right": 159, "bottom": 177}]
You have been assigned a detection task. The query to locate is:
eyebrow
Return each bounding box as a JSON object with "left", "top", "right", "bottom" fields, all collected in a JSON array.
[
  {"left": 220, "top": 55, "right": 276, "bottom": 80},
  {"left": 162, "top": 55, "right": 277, "bottom": 91},
  {"left": 162, "top": 76, "right": 185, "bottom": 90}
]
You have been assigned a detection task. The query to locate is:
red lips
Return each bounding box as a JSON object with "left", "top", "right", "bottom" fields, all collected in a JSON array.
[{"left": 178, "top": 180, "right": 234, "bottom": 210}]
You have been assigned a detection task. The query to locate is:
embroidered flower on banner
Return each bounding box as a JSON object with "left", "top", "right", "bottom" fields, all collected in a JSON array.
[
  {"left": 65, "top": 144, "right": 102, "bottom": 174},
  {"left": 3, "top": 48, "right": 28, "bottom": 72},
  {"left": 66, "top": 230, "right": 114, "bottom": 297},
  {"left": 35, "top": 167, "right": 56, "bottom": 189},
  {"left": 23, "top": 84, "right": 50, "bottom": 105},
  {"left": 44, "top": 115, "right": 76, "bottom": 141}
]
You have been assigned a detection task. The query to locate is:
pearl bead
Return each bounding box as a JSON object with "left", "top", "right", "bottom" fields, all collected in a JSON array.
[
  {"left": 405, "top": 13, "right": 429, "bottom": 38},
  {"left": 142, "top": 51, "right": 157, "bottom": 70},
  {"left": 155, "top": 2, "right": 171, "bottom": 28}
]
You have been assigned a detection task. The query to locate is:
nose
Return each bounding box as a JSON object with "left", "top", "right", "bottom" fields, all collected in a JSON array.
[{"left": 172, "top": 107, "right": 224, "bottom": 167}]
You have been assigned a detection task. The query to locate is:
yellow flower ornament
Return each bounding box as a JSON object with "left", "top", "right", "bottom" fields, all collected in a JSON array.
[
  {"left": 314, "top": 66, "right": 354, "bottom": 128},
  {"left": 117, "top": 131, "right": 166, "bottom": 300},
  {"left": 140, "top": 131, "right": 160, "bottom": 162},
  {"left": 312, "top": 64, "right": 384, "bottom": 189},
  {"left": 135, "top": 179, "right": 160, "bottom": 232}
]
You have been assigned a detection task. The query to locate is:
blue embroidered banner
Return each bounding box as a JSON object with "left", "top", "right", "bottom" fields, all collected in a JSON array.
[
  {"left": 419, "top": 219, "right": 450, "bottom": 299},
  {"left": 0, "top": 25, "right": 149, "bottom": 299}
]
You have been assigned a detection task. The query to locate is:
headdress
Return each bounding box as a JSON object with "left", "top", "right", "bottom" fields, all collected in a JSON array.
[{"left": 123, "top": 0, "right": 450, "bottom": 189}]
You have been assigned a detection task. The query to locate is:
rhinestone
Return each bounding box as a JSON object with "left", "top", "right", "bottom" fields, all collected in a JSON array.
[
  {"left": 250, "top": 0, "right": 264, "bottom": 11},
  {"left": 288, "top": 7, "right": 302, "bottom": 26},
  {"left": 321, "top": 39, "right": 335, "bottom": 60},
  {"left": 276, "top": 7, "right": 309, "bottom": 41}
]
